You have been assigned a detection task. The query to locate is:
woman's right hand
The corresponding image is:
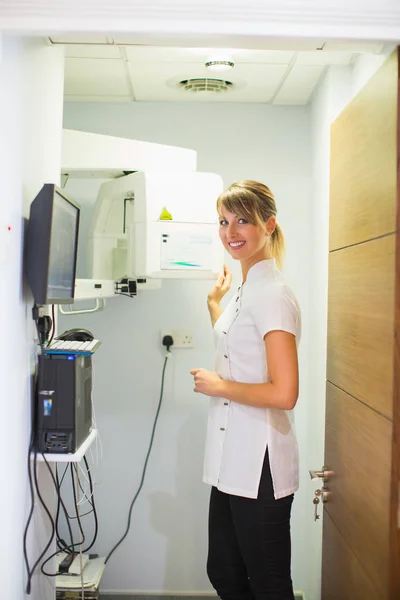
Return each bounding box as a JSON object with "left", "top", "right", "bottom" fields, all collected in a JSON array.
[{"left": 207, "top": 264, "right": 232, "bottom": 306}]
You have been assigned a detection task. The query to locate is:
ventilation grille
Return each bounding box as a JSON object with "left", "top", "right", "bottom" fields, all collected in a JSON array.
[{"left": 178, "top": 78, "right": 234, "bottom": 93}]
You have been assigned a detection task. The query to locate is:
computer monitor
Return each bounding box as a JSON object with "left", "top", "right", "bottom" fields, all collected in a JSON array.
[{"left": 25, "top": 184, "right": 80, "bottom": 305}]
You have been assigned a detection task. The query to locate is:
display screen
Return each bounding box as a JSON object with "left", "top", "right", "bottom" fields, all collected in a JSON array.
[{"left": 47, "top": 192, "right": 79, "bottom": 300}]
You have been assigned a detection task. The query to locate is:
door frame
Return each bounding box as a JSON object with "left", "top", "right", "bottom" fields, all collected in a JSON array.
[
  {"left": 391, "top": 61, "right": 400, "bottom": 594},
  {"left": 1, "top": 0, "right": 400, "bottom": 46}
]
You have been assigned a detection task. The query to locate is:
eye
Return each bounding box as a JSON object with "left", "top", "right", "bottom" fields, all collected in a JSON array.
[
  {"left": 238, "top": 218, "right": 248, "bottom": 224},
  {"left": 219, "top": 219, "right": 228, "bottom": 226}
]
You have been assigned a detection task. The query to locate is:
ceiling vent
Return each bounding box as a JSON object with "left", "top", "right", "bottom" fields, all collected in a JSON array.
[{"left": 178, "top": 78, "right": 234, "bottom": 93}]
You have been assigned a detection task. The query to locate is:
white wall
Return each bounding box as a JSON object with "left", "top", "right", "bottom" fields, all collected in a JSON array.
[
  {"left": 307, "top": 51, "right": 392, "bottom": 600},
  {"left": 61, "top": 101, "right": 314, "bottom": 594},
  {"left": 0, "top": 36, "right": 65, "bottom": 599}
]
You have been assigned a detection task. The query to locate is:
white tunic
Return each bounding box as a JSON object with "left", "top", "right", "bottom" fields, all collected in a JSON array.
[{"left": 203, "top": 259, "right": 301, "bottom": 500}]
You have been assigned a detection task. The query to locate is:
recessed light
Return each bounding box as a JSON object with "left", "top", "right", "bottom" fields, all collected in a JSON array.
[{"left": 205, "top": 60, "right": 235, "bottom": 72}]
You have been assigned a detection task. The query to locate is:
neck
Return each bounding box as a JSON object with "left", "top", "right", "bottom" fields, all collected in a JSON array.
[{"left": 241, "top": 250, "right": 272, "bottom": 283}]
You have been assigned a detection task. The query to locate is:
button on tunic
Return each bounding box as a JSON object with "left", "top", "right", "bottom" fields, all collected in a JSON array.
[{"left": 203, "top": 259, "right": 301, "bottom": 499}]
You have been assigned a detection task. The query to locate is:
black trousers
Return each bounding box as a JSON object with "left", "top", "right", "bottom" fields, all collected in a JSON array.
[{"left": 207, "top": 449, "right": 295, "bottom": 600}]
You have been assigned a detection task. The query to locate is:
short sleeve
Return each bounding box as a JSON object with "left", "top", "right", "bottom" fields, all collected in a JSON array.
[{"left": 251, "top": 285, "right": 300, "bottom": 340}]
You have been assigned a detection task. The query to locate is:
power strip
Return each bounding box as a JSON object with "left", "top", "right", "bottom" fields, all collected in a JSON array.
[{"left": 69, "top": 554, "right": 90, "bottom": 575}]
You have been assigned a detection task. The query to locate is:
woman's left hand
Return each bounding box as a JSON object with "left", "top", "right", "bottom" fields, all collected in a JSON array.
[{"left": 190, "top": 368, "right": 223, "bottom": 397}]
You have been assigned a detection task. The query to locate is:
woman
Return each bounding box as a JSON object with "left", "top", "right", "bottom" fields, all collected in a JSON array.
[{"left": 190, "top": 180, "right": 301, "bottom": 600}]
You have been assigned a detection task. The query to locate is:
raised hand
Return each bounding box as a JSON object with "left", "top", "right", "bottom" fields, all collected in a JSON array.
[{"left": 207, "top": 264, "right": 232, "bottom": 305}]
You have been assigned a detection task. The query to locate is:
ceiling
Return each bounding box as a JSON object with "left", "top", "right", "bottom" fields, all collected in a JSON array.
[{"left": 49, "top": 36, "right": 388, "bottom": 105}]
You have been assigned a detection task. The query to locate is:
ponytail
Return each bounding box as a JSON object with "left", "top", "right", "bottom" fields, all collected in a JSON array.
[{"left": 270, "top": 222, "right": 285, "bottom": 270}]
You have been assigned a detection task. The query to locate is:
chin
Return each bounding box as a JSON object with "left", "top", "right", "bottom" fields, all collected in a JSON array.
[{"left": 226, "top": 249, "right": 245, "bottom": 260}]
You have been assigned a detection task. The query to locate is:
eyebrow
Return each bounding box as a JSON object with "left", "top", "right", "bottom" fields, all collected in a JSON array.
[{"left": 219, "top": 213, "right": 245, "bottom": 220}]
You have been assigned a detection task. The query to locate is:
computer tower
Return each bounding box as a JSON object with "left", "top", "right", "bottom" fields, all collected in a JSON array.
[{"left": 35, "top": 353, "right": 92, "bottom": 453}]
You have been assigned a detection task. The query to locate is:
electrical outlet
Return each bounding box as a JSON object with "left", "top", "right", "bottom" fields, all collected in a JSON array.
[{"left": 161, "top": 329, "right": 194, "bottom": 349}]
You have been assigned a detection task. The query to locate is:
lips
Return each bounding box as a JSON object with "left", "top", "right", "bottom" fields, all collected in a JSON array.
[{"left": 229, "top": 241, "right": 246, "bottom": 249}]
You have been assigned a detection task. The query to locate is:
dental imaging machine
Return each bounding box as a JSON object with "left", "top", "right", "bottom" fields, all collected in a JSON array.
[
  {"left": 61, "top": 129, "right": 224, "bottom": 309},
  {"left": 22, "top": 130, "right": 225, "bottom": 592},
  {"left": 25, "top": 130, "right": 224, "bottom": 451}
]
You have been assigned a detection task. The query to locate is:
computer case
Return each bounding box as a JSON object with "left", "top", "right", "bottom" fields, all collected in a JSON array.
[{"left": 35, "top": 353, "right": 92, "bottom": 453}]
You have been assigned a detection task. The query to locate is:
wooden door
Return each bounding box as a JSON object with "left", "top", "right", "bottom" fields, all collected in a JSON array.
[{"left": 322, "top": 50, "right": 400, "bottom": 600}]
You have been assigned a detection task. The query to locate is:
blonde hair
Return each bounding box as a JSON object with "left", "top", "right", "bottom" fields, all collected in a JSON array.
[{"left": 216, "top": 180, "right": 285, "bottom": 269}]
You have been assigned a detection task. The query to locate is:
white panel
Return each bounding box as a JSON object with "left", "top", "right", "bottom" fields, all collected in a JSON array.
[
  {"left": 64, "top": 44, "right": 121, "bottom": 59},
  {"left": 126, "top": 45, "right": 208, "bottom": 62},
  {"left": 48, "top": 35, "right": 109, "bottom": 44},
  {"left": 128, "top": 61, "right": 288, "bottom": 102},
  {"left": 134, "top": 171, "right": 223, "bottom": 222},
  {"left": 233, "top": 49, "right": 296, "bottom": 64},
  {"left": 64, "top": 94, "right": 132, "bottom": 102},
  {"left": 113, "top": 37, "right": 360, "bottom": 52},
  {"left": 133, "top": 220, "right": 223, "bottom": 279},
  {"left": 64, "top": 57, "right": 130, "bottom": 97},
  {"left": 296, "top": 51, "right": 354, "bottom": 65},
  {"left": 322, "top": 40, "right": 386, "bottom": 53},
  {"left": 125, "top": 45, "right": 295, "bottom": 64},
  {"left": 61, "top": 129, "right": 197, "bottom": 175},
  {"left": 273, "top": 64, "right": 325, "bottom": 105}
]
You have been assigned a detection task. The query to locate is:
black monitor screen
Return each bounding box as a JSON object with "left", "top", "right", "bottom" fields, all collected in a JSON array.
[
  {"left": 48, "top": 191, "right": 79, "bottom": 300},
  {"left": 26, "top": 184, "right": 80, "bottom": 305}
]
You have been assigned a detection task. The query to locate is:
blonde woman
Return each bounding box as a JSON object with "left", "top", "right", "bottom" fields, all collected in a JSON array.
[{"left": 191, "top": 180, "right": 300, "bottom": 600}]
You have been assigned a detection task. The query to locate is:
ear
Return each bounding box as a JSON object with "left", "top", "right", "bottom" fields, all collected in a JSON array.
[{"left": 266, "top": 216, "right": 276, "bottom": 236}]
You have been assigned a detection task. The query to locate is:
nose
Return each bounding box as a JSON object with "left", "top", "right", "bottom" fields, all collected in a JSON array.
[{"left": 227, "top": 221, "right": 238, "bottom": 237}]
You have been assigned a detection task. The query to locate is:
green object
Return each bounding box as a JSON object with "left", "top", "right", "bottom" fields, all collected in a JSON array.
[{"left": 159, "top": 206, "right": 173, "bottom": 220}]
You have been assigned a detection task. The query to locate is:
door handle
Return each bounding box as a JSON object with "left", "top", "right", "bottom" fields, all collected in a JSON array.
[{"left": 309, "top": 468, "right": 327, "bottom": 482}]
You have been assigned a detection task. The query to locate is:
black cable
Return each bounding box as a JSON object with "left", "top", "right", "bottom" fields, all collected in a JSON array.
[
  {"left": 23, "top": 313, "right": 59, "bottom": 590},
  {"left": 40, "top": 456, "right": 77, "bottom": 576},
  {"left": 24, "top": 318, "right": 56, "bottom": 588},
  {"left": 24, "top": 316, "right": 44, "bottom": 593},
  {"left": 115, "top": 293, "right": 135, "bottom": 299},
  {"left": 70, "top": 464, "right": 86, "bottom": 547},
  {"left": 60, "top": 460, "right": 98, "bottom": 552},
  {"left": 54, "top": 464, "right": 75, "bottom": 556},
  {"left": 41, "top": 456, "right": 98, "bottom": 576},
  {"left": 34, "top": 317, "right": 44, "bottom": 354},
  {"left": 22, "top": 445, "right": 35, "bottom": 594},
  {"left": 57, "top": 502, "right": 95, "bottom": 522},
  {"left": 75, "top": 462, "right": 91, "bottom": 501},
  {"left": 59, "top": 463, "right": 69, "bottom": 487},
  {"left": 41, "top": 550, "right": 70, "bottom": 578},
  {"left": 81, "top": 456, "right": 98, "bottom": 553},
  {"left": 55, "top": 466, "right": 92, "bottom": 522},
  {"left": 48, "top": 305, "right": 56, "bottom": 346},
  {"left": 54, "top": 458, "right": 97, "bottom": 549},
  {"left": 69, "top": 507, "right": 95, "bottom": 519},
  {"left": 24, "top": 450, "right": 56, "bottom": 593},
  {"left": 23, "top": 380, "right": 38, "bottom": 595},
  {"left": 105, "top": 352, "right": 170, "bottom": 564}
]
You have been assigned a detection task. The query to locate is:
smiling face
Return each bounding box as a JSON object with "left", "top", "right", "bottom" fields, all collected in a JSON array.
[
  {"left": 216, "top": 180, "right": 283, "bottom": 276},
  {"left": 218, "top": 208, "right": 275, "bottom": 272}
]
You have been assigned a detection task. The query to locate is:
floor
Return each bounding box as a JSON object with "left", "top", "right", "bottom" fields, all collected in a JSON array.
[
  {"left": 101, "top": 597, "right": 215, "bottom": 600},
  {"left": 101, "top": 595, "right": 304, "bottom": 599}
]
